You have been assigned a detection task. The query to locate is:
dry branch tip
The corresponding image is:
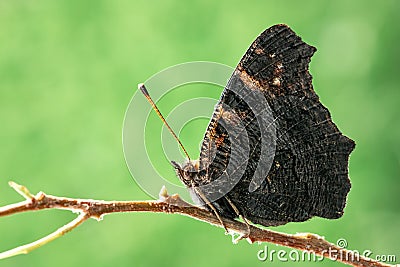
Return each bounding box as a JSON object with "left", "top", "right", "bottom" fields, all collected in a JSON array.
[{"left": 8, "top": 181, "right": 34, "bottom": 200}]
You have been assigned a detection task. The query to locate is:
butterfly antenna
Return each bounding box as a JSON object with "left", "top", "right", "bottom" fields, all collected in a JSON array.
[{"left": 138, "top": 83, "right": 191, "bottom": 160}]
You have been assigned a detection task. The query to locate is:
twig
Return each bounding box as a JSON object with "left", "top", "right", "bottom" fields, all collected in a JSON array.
[
  {"left": 0, "top": 213, "right": 88, "bottom": 259},
  {"left": 0, "top": 182, "right": 396, "bottom": 267}
]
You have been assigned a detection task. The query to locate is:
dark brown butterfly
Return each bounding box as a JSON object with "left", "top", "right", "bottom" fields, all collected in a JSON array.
[{"left": 141, "top": 24, "right": 355, "bottom": 227}]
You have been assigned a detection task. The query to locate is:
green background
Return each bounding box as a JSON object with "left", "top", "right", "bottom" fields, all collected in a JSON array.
[{"left": 1, "top": 0, "right": 399, "bottom": 266}]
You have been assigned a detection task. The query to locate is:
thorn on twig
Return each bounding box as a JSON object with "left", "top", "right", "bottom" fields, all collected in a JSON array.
[
  {"left": 158, "top": 186, "right": 193, "bottom": 207},
  {"left": 158, "top": 185, "right": 169, "bottom": 200},
  {"left": 163, "top": 194, "right": 193, "bottom": 207}
]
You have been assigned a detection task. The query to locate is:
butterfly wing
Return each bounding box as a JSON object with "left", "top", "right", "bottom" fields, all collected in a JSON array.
[{"left": 197, "top": 24, "right": 355, "bottom": 226}]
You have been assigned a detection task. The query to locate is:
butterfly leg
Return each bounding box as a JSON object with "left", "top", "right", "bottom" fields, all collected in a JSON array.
[
  {"left": 224, "top": 196, "right": 251, "bottom": 242},
  {"left": 192, "top": 184, "right": 229, "bottom": 233}
]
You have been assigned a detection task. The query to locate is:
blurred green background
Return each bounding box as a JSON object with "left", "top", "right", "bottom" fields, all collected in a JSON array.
[{"left": 1, "top": 0, "right": 399, "bottom": 266}]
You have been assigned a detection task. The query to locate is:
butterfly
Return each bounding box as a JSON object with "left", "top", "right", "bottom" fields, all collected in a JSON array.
[{"left": 140, "top": 24, "right": 355, "bottom": 227}]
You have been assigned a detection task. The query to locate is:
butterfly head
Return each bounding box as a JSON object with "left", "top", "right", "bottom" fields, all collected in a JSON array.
[{"left": 171, "top": 159, "right": 200, "bottom": 187}]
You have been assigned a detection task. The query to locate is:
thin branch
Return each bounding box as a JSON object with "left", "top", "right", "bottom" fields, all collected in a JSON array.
[
  {"left": 0, "top": 182, "right": 396, "bottom": 267},
  {"left": 0, "top": 213, "right": 89, "bottom": 259},
  {"left": 8, "top": 181, "right": 35, "bottom": 200}
]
